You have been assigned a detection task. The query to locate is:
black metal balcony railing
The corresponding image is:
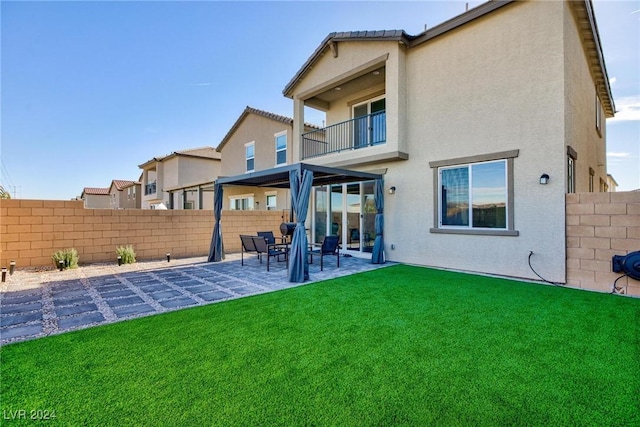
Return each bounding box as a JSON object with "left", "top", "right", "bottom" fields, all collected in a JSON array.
[
  {"left": 145, "top": 182, "right": 157, "bottom": 196},
  {"left": 301, "top": 111, "right": 386, "bottom": 160}
]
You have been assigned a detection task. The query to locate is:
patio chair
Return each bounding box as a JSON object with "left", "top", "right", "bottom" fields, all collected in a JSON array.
[
  {"left": 240, "top": 235, "right": 260, "bottom": 266},
  {"left": 310, "top": 235, "right": 340, "bottom": 271},
  {"left": 252, "top": 235, "right": 287, "bottom": 272},
  {"left": 257, "top": 231, "right": 276, "bottom": 245}
]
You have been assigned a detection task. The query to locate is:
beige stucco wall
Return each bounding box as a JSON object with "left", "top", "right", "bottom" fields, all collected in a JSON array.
[
  {"left": 83, "top": 194, "right": 110, "bottom": 209},
  {"left": 219, "top": 113, "right": 293, "bottom": 176},
  {"left": 563, "top": 3, "right": 608, "bottom": 192}
]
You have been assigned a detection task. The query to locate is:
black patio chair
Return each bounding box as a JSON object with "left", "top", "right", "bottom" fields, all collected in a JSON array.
[
  {"left": 257, "top": 231, "right": 276, "bottom": 244},
  {"left": 311, "top": 235, "right": 340, "bottom": 271},
  {"left": 240, "top": 235, "right": 260, "bottom": 266},
  {"left": 252, "top": 236, "right": 287, "bottom": 272}
]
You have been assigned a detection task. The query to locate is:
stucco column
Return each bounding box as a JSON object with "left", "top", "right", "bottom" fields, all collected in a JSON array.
[{"left": 292, "top": 97, "right": 305, "bottom": 162}]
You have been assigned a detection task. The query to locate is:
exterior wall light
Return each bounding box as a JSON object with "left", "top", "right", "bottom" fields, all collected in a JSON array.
[
  {"left": 389, "top": 186, "right": 396, "bottom": 194},
  {"left": 540, "top": 174, "right": 550, "bottom": 185}
]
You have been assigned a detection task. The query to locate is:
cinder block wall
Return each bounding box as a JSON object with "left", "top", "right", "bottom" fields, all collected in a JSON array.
[
  {"left": 566, "top": 191, "right": 640, "bottom": 296},
  {"left": 0, "top": 199, "right": 284, "bottom": 268}
]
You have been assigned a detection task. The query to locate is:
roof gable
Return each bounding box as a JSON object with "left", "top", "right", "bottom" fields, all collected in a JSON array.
[
  {"left": 82, "top": 187, "right": 109, "bottom": 196},
  {"left": 216, "top": 106, "right": 317, "bottom": 152},
  {"left": 138, "top": 146, "right": 220, "bottom": 169}
]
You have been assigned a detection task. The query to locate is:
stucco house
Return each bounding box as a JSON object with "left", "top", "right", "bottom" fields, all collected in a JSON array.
[
  {"left": 139, "top": 147, "right": 221, "bottom": 210},
  {"left": 80, "top": 187, "right": 111, "bottom": 209},
  {"left": 267, "top": 0, "right": 613, "bottom": 282},
  {"left": 216, "top": 106, "right": 321, "bottom": 212},
  {"left": 108, "top": 179, "right": 141, "bottom": 209}
]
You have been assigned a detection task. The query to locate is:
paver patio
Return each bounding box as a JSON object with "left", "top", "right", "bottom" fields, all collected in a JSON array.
[{"left": 0, "top": 253, "right": 389, "bottom": 346}]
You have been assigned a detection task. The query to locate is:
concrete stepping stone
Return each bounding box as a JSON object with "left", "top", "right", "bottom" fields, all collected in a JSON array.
[
  {"left": 105, "top": 296, "right": 144, "bottom": 308},
  {"left": 198, "top": 291, "right": 232, "bottom": 302},
  {"left": 112, "top": 304, "right": 156, "bottom": 318},
  {"left": 1, "top": 312, "right": 42, "bottom": 327},
  {"left": 1, "top": 324, "right": 43, "bottom": 340},
  {"left": 55, "top": 303, "right": 99, "bottom": 317},
  {"left": 159, "top": 297, "right": 197, "bottom": 308},
  {"left": 149, "top": 290, "right": 182, "bottom": 300},
  {"left": 58, "top": 312, "right": 105, "bottom": 329}
]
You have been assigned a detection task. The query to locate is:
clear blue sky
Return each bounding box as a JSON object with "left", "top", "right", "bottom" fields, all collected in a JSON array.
[{"left": 1, "top": 1, "right": 638, "bottom": 199}]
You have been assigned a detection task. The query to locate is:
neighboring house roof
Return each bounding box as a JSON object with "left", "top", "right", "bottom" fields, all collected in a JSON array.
[
  {"left": 82, "top": 187, "right": 110, "bottom": 196},
  {"left": 282, "top": 0, "right": 614, "bottom": 116},
  {"left": 138, "top": 146, "right": 221, "bottom": 169},
  {"left": 109, "top": 180, "right": 138, "bottom": 192},
  {"left": 216, "top": 106, "right": 319, "bottom": 152}
]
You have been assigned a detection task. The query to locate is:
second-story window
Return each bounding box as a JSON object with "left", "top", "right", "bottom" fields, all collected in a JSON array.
[
  {"left": 275, "top": 131, "right": 287, "bottom": 166},
  {"left": 245, "top": 142, "right": 255, "bottom": 173}
]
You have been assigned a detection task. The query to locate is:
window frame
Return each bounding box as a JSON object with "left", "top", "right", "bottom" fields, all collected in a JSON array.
[
  {"left": 275, "top": 131, "right": 287, "bottom": 166},
  {"left": 567, "top": 146, "right": 577, "bottom": 194},
  {"left": 429, "top": 150, "right": 519, "bottom": 236},
  {"left": 245, "top": 142, "right": 255, "bottom": 173},
  {"left": 229, "top": 193, "right": 254, "bottom": 211},
  {"left": 266, "top": 191, "right": 277, "bottom": 210}
]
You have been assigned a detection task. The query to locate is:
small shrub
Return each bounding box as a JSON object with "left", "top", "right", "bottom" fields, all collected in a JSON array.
[
  {"left": 116, "top": 245, "right": 136, "bottom": 264},
  {"left": 52, "top": 248, "right": 79, "bottom": 269}
]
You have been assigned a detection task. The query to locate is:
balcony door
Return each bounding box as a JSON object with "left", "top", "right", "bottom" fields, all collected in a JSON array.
[{"left": 353, "top": 97, "right": 386, "bottom": 149}]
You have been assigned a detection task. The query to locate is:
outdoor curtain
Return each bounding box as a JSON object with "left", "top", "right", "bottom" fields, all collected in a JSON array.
[
  {"left": 371, "top": 178, "right": 385, "bottom": 264},
  {"left": 207, "top": 182, "right": 224, "bottom": 262},
  {"left": 288, "top": 169, "right": 313, "bottom": 282}
]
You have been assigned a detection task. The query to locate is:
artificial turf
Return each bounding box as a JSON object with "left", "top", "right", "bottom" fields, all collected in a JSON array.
[{"left": 1, "top": 264, "right": 639, "bottom": 426}]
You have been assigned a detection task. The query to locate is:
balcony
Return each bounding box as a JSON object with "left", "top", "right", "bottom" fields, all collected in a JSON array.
[
  {"left": 145, "top": 181, "right": 157, "bottom": 196},
  {"left": 301, "top": 111, "right": 386, "bottom": 160}
]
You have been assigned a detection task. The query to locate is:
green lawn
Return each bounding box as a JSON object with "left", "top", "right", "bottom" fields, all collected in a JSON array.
[{"left": 2, "top": 265, "right": 639, "bottom": 426}]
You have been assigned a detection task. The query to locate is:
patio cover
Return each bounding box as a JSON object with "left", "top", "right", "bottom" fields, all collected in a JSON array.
[{"left": 213, "top": 163, "right": 385, "bottom": 282}]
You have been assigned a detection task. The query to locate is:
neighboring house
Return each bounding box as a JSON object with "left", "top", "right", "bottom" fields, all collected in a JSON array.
[
  {"left": 80, "top": 187, "right": 111, "bottom": 209},
  {"left": 216, "top": 106, "right": 317, "bottom": 212},
  {"left": 139, "top": 147, "right": 221, "bottom": 210},
  {"left": 108, "top": 179, "right": 141, "bottom": 209},
  {"left": 275, "top": 0, "right": 614, "bottom": 282},
  {"left": 606, "top": 174, "right": 618, "bottom": 192}
]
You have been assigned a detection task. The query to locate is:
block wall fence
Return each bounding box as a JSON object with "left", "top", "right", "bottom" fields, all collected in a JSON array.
[
  {"left": 0, "top": 199, "right": 284, "bottom": 268},
  {"left": 566, "top": 191, "right": 640, "bottom": 296}
]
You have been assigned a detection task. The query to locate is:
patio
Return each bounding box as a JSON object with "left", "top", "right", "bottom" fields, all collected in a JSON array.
[{"left": 0, "top": 253, "right": 390, "bottom": 346}]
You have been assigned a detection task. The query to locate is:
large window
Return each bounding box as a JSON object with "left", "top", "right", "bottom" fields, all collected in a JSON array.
[
  {"left": 266, "top": 193, "right": 277, "bottom": 210},
  {"left": 275, "top": 131, "right": 287, "bottom": 166},
  {"left": 430, "top": 150, "right": 518, "bottom": 236},
  {"left": 245, "top": 142, "right": 255, "bottom": 173},
  {"left": 230, "top": 195, "right": 254, "bottom": 210},
  {"left": 439, "top": 160, "right": 507, "bottom": 229}
]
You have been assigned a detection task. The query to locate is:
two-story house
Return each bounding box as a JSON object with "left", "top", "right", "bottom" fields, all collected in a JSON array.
[
  {"left": 264, "top": 0, "right": 613, "bottom": 282},
  {"left": 216, "top": 107, "right": 310, "bottom": 212},
  {"left": 108, "top": 179, "right": 141, "bottom": 209},
  {"left": 139, "top": 147, "right": 221, "bottom": 210}
]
